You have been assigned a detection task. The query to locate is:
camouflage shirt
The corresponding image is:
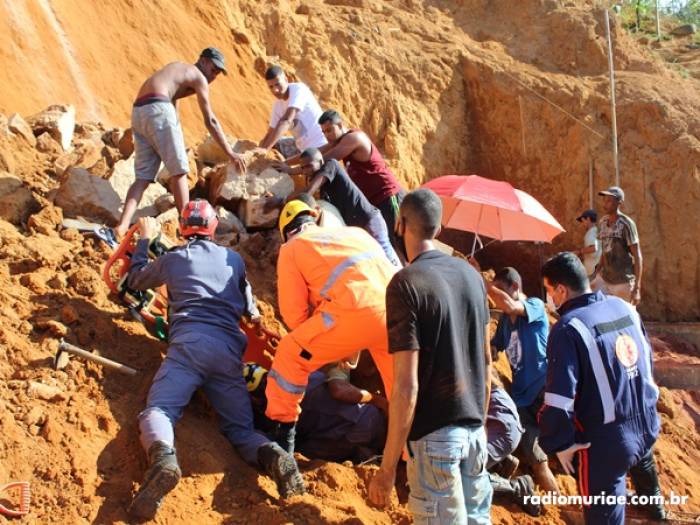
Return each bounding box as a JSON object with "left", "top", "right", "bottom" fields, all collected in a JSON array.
[{"left": 597, "top": 212, "right": 639, "bottom": 284}]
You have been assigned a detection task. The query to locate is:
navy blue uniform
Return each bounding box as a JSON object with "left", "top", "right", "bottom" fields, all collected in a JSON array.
[
  {"left": 295, "top": 371, "right": 386, "bottom": 462},
  {"left": 128, "top": 238, "right": 270, "bottom": 464},
  {"left": 540, "top": 291, "right": 660, "bottom": 524}
]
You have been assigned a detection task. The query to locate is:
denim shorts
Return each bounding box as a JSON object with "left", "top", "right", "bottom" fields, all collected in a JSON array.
[{"left": 407, "top": 425, "right": 493, "bottom": 524}]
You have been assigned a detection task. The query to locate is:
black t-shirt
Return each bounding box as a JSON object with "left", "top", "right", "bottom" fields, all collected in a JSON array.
[
  {"left": 318, "top": 159, "right": 378, "bottom": 227},
  {"left": 386, "top": 250, "right": 489, "bottom": 441}
]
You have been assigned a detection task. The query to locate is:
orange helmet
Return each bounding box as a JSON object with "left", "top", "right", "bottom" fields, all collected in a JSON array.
[{"left": 179, "top": 199, "right": 219, "bottom": 238}]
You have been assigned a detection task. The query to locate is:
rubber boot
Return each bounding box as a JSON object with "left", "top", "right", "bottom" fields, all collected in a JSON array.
[
  {"left": 512, "top": 475, "right": 542, "bottom": 517},
  {"left": 271, "top": 421, "right": 297, "bottom": 455},
  {"left": 258, "top": 443, "right": 306, "bottom": 498},
  {"left": 491, "top": 473, "right": 541, "bottom": 517},
  {"left": 629, "top": 450, "right": 667, "bottom": 521},
  {"left": 128, "top": 441, "right": 182, "bottom": 520}
]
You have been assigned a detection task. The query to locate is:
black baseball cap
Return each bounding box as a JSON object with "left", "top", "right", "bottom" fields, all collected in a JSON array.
[
  {"left": 200, "top": 47, "right": 227, "bottom": 75},
  {"left": 576, "top": 209, "right": 597, "bottom": 222},
  {"left": 598, "top": 186, "right": 624, "bottom": 201}
]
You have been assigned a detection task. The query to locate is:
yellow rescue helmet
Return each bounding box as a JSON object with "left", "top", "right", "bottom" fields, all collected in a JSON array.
[
  {"left": 242, "top": 362, "right": 268, "bottom": 392},
  {"left": 278, "top": 200, "right": 318, "bottom": 239}
]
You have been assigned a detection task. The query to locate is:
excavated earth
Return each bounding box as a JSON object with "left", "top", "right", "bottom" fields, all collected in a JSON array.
[{"left": 0, "top": 0, "right": 699, "bottom": 524}]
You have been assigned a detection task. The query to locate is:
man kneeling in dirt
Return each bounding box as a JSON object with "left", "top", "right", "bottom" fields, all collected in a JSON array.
[{"left": 126, "top": 200, "right": 304, "bottom": 520}]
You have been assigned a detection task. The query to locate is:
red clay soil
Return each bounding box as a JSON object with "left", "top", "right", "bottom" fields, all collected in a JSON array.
[{"left": 0, "top": 134, "right": 698, "bottom": 524}]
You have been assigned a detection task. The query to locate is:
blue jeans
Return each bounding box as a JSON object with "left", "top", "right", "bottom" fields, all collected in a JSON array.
[
  {"left": 407, "top": 425, "right": 493, "bottom": 524},
  {"left": 364, "top": 211, "right": 401, "bottom": 267}
]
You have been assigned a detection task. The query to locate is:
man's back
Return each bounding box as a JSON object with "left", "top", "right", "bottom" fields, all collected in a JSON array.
[
  {"left": 386, "top": 250, "right": 489, "bottom": 440},
  {"left": 129, "top": 239, "right": 248, "bottom": 343},
  {"left": 549, "top": 292, "right": 659, "bottom": 432},
  {"left": 277, "top": 226, "right": 396, "bottom": 328},
  {"left": 318, "top": 160, "right": 378, "bottom": 227},
  {"left": 136, "top": 62, "right": 201, "bottom": 101}
]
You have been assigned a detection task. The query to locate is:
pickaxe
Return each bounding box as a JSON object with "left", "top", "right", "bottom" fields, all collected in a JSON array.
[{"left": 54, "top": 340, "right": 138, "bottom": 376}]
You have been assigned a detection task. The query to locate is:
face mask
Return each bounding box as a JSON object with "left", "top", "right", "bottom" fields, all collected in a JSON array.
[{"left": 546, "top": 292, "right": 557, "bottom": 310}]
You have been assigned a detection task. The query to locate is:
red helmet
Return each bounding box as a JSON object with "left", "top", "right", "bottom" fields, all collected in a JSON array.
[{"left": 179, "top": 199, "right": 219, "bottom": 238}]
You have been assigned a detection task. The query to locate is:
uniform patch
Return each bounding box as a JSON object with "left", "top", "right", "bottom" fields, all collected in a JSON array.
[{"left": 615, "top": 334, "right": 639, "bottom": 379}]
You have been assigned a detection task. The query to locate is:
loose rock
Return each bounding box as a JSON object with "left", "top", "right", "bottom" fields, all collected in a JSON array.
[
  {"left": 27, "top": 104, "right": 76, "bottom": 151},
  {"left": 8, "top": 113, "right": 36, "bottom": 146}
]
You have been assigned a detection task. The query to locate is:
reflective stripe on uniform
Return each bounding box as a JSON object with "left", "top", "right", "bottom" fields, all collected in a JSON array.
[
  {"left": 320, "top": 250, "right": 381, "bottom": 299},
  {"left": 321, "top": 311, "right": 334, "bottom": 328},
  {"left": 269, "top": 369, "right": 306, "bottom": 395},
  {"left": 569, "top": 317, "right": 616, "bottom": 424},
  {"left": 544, "top": 392, "right": 575, "bottom": 412}
]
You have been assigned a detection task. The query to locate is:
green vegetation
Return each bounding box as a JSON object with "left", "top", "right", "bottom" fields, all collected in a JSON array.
[{"left": 615, "top": 0, "right": 699, "bottom": 35}]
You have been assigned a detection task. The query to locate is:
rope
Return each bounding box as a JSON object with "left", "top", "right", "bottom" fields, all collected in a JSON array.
[{"left": 500, "top": 69, "right": 607, "bottom": 140}]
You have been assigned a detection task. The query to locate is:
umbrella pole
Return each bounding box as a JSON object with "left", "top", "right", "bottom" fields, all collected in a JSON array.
[
  {"left": 470, "top": 205, "right": 485, "bottom": 257},
  {"left": 537, "top": 242, "right": 545, "bottom": 299}
]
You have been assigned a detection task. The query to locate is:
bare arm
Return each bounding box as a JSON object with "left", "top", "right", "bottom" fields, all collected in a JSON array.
[
  {"left": 305, "top": 170, "right": 329, "bottom": 196},
  {"left": 259, "top": 127, "right": 276, "bottom": 149},
  {"left": 487, "top": 284, "right": 526, "bottom": 317},
  {"left": 368, "top": 350, "right": 419, "bottom": 507},
  {"left": 631, "top": 242, "right": 643, "bottom": 305},
  {"left": 281, "top": 142, "right": 334, "bottom": 168},
  {"left": 193, "top": 74, "right": 245, "bottom": 171},
  {"left": 484, "top": 322, "right": 492, "bottom": 417},
  {"left": 259, "top": 106, "right": 300, "bottom": 150},
  {"left": 327, "top": 379, "right": 388, "bottom": 412},
  {"left": 322, "top": 132, "right": 364, "bottom": 163}
]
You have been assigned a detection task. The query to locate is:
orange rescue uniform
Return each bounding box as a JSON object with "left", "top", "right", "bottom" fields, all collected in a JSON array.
[{"left": 265, "top": 225, "right": 397, "bottom": 423}]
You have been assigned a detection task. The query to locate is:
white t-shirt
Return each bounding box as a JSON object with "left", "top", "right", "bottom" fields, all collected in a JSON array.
[
  {"left": 269, "top": 82, "right": 327, "bottom": 151},
  {"left": 583, "top": 225, "right": 602, "bottom": 276}
]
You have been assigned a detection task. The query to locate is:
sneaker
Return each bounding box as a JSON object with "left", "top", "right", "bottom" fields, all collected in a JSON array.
[{"left": 128, "top": 442, "right": 182, "bottom": 520}]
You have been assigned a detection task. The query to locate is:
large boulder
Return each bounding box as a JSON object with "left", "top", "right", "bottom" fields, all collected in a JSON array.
[
  {"left": 54, "top": 139, "right": 105, "bottom": 177},
  {"left": 209, "top": 151, "right": 294, "bottom": 228},
  {"left": 8, "top": 113, "right": 36, "bottom": 146},
  {"left": 55, "top": 156, "right": 166, "bottom": 224},
  {"left": 196, "top": 136, "right": 258, "bottom": 165},
  {"left": 27, "top": 104, "right": 76, "bottom": 151},
  {"left": 108, "top": 156, "right": 167, "bottom": 217}
]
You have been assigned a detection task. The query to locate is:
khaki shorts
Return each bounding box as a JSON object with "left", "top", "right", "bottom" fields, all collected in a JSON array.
[
  {"left": 591, "top": 273, "right": 634, "bottom": 303},
  {"left": 131, "top": 102, "right": 189, "bottom": 181}
]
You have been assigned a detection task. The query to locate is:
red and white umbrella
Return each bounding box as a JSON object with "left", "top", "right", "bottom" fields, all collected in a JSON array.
[{"left": 421, "top": 175, "right": 565, "bottom": 253}]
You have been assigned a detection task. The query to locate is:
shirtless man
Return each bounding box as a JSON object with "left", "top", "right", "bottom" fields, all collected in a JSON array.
[{"left": 114, "top": 48, "right": 246, "bottom": 238}]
